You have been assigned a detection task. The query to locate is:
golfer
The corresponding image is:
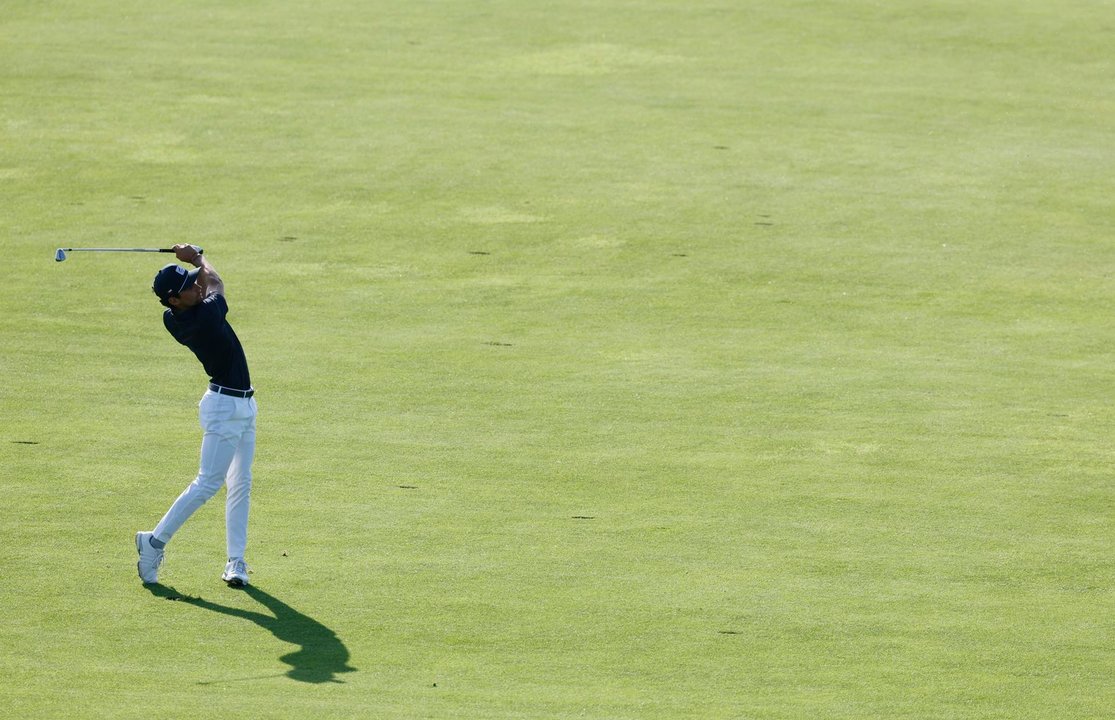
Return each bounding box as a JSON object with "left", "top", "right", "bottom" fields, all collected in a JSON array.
[{"left": 136, "top": 244, "right": 257, "bottom": 587}]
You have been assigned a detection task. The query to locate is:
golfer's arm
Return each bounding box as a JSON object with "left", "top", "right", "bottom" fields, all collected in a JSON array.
[{"left": 196, "top": 256, "right": 225, "bottom": 297}]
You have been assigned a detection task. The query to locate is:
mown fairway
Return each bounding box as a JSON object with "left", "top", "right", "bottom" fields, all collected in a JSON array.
[{"left": 1, "top": 1, "right": 1112, "bottom": 717}]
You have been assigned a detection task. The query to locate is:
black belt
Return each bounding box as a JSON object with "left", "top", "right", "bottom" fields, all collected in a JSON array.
[{"left": 209, "top": 383, "right": 254, "bottom": 398}]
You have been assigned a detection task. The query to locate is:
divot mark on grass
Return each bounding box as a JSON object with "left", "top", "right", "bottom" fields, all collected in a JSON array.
[
  {"left": 279, "top": 236, "right": 298, "bottom": 242},
  {"left": 572, "top": 516, "right": 596, "bottom": 520},
  {"left": 484, "top": 341, "right": 512, "bottom": 347},
  {"left": 11, "top": 440, "right": 39, "bottom": 444},
  {"left": 398, "top": 485, "right": 418, "bottom": 489},
  {"left": 468, "top": 250, "right": 491, "bottom": 255}
]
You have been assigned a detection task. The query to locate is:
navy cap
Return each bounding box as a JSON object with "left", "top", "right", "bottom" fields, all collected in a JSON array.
[{"left": 152, "top": 264, "right": 200, "bottom": 301}]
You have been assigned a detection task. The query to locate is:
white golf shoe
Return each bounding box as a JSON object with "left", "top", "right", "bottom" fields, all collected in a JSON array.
[
  {"left": 135, "top": 531, "right": 164, "bottom": 584},
  {"left": 221, "top": 558, "right": 250, "bottom": 587}
]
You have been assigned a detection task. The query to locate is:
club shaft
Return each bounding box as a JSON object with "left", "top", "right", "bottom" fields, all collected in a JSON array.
[
  {"left": 61, "top": 248, "right": 171, "bottom": 253},
  {"left": 54, "top": 246, "right": 202, "bottom": 262}
]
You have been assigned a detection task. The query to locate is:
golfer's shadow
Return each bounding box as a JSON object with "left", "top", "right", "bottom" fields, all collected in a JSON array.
[{"left": 147, "top": 583, "right": 356, "bottom": 683}]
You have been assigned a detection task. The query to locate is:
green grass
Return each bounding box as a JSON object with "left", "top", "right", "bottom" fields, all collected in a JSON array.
[{"left": 2, "top": 1, "right": 1113, "bottom": 717}]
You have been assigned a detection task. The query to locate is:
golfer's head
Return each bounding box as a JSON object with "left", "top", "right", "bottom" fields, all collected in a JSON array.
[{"left": 153, "top": 266, "right": 201, "bottom": 309}]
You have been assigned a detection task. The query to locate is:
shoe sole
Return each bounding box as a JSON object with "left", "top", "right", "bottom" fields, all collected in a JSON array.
[{"left": 222, "top": 576, "right": 248, "bottom": 587}]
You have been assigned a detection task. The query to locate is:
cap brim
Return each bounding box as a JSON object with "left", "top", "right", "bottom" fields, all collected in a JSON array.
[{"left": 182, "top": 268, "right": 200, "bottom": 289}]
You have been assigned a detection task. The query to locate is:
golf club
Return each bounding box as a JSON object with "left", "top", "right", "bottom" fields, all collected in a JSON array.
[{"left": 55, "top": 246, "right": 203, "bottom": 262}]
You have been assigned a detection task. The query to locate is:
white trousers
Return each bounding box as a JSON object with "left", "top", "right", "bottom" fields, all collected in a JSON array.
[{"left": 153, "top": 389, "right": 257, "bottom": 559}]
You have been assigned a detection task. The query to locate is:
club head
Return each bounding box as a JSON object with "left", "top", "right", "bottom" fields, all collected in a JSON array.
[{"left": 54, "top": 248, "right": 67, "bottom": 262}]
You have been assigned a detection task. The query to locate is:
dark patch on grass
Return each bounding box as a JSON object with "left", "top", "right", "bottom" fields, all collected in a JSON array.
[
  {"left": 484, "top": 341, "right": 512, "bottom": 347},
  {"left": 572, "top": 516, "right": 596, "bottom": 520},
  {"left": 11, "top": 440, "right": 39, "bottom": 444},
  {"left": 468, "top": 250, "right": 491, "bottom": 255}
]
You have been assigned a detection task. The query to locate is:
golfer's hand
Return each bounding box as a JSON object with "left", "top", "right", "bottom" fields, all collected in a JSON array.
[{"left": 173, "top": 243, "right": 203, "bottom": 266}]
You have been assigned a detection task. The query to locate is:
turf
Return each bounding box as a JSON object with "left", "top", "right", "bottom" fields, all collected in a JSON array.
[{"left": 1, "top": 1, "right": 1113, "bottom": 717}]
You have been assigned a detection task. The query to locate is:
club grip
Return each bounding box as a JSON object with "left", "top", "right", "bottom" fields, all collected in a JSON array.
[{"left": 160, "top": 246, "right": 204, "bottom": 255}]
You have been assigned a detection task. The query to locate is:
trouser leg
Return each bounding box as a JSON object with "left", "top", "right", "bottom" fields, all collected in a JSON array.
[
  {"left": 224, "top": 418, "right": 256, "bottom": 559},
  {"left": 152, "top": 393, "right": 240, "bottom": 543},
  {"left": 152, "top": 427, "right": 240, "bottom": 543}
]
